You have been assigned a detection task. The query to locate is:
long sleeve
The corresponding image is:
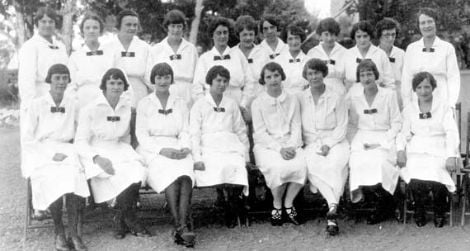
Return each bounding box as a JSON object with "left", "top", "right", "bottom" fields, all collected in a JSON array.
[
  {"left": 323, "top": 98, "right": 348, "bottom": 148},
  {"left": 446, "top": 46, "right": 460, "bottom": 107},
  {"left": 18, "top": 42, "right": 37, "bottom": 107},
  {"left": 240, "top": 58, "right": 256, "bottom": 108},
  {"left": 21, "top": 102, "right": 40, "bottom": 177},
  {"left": 252, "top": 100, "right": 283, "bottom": 152},
  {"left": 178, "top": 103, "right": 191, "bottom": 149},
  {"left": 232, "top": 103, "right": 249, "bottom": 161},
  {"left": 286, "top": 100, "right": 302, "bottom": 148},
  {"left": 443, "top": 107, "right": 460, "bottom": 158},
  {"left": 380, "top": 52, "right": 395, "bottom": 89},
  {"left": 75, "top": 107, "right": 98, "bottom": 161},
  {"left": 135, "top": 102, "right": 158, "bottom": 153},
  {"left": 396, "top": 109, "right": 411, "bottom": 152},
  {"left": 381, "top": 91, "right": 402, "bottom": 149},
  {"left": 190, "top": 103, "right": 203, "bottom": 162},
  {"left": 401, "top": 48, "right": 414, "bottom": 107}
]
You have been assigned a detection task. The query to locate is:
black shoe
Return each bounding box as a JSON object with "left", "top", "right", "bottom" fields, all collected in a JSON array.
[
  {"left": 113, "top": 212, "right": 129, "bottom": 239},
  {"left": 285, "top": 207, "right": 300, "bottom": 225},
  {"left": 326, "top": 219, "right": 339, "bottom": 236},
  {"left": 434, "top": 215, "right": 445, "bottom": 228},
  {"left": 69, "top": 236, "right": 87, "bottom": 251},
  {"left": 366, "top": 211, "right": 384, "bottom": 225},
  {"left": 55, "top": 234, "right": 71, "bottom": 251},
  {"left": 175, "top": 225, "right": 195, "bottom": 248},
  {"left": 414, "top": 213, "right": 426, "bottom": 227},
  {"left": 271, "top": 208, "right": 283, "bottom": 226}
]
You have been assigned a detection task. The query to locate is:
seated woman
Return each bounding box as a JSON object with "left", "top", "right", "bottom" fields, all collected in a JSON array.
[
  {"left": 347, "top": 60, "right": 401, "bottom": 224},
  {"left": 136, "top": 63, "right": 195, "bottom": 247},
  {"left": 298, "top": 59, "right": 349, "bottom": 236},
  {"left": 251, "top": 62, "right": 307, "bottom": 226},
  {"left": 190, "top": 65, "right": 249, "bottom": 228},
  {"left": 22, "top": 64, "right": 89, "bottom": 251},
  {"left": 75, "top": 68, "right": 149, "bottom": 239},
  {"left": 397, "top": 72, "right": 459, "bottom": 228}
]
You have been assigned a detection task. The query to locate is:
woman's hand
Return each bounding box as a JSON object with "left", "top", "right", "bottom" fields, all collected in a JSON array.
[
  {"left": 318, "top": 145, "right": 330, "bottom": 156},
  {"left": 94, "top": 156, "right": 115, "bottom": 175},
  {"left": 364, "top": 143, "right": 380, "bottom": 150},
  {"left": 280, "top": 147, "right": 296, "bottom": 160},
  {"left": 445, "top": 157, "right": 458, "bottom": 173},
  {"left": 52, "top": 153, "right": 68, "bottom": 162},
  {"left": 178, "top": 148, "right": 191, "bottom": 159},
  {"left": 159, "top": 148, "right": 182, "bottom": 159},
  {"left": 194, "top": 161, "right": 205, "bottom": 171},
  {"left": 397, "top": 150, "right": 407, "bottom": 168}
]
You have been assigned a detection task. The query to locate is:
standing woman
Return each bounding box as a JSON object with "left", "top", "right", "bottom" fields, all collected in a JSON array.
[
  {"left": 251, "top": 62, "right": 307, "bottom": 226},
  {"left": 347, "top": 60, "right": 401, "bottom": 224},
  {"left": 75, "top": 68, "right": 149, "bottom": 239},
  {"left": 274, "top": 24, "right": 309, "bottom": 95},
  {"left": 190, "top": 65, "right": 250, "bottom": 228},
  {"left": 136, "top": 63, "right": 195, "bottom": 247},
  {"left": 146, "top": 10, "right": 198, "bottom": 108},
  {"left": 299, "top": 59, "right": 349, "bottom": 236},
  {"left": 401, "top": 8, "right": 460, "bottom": 108},
  {"left": 397, "top": 72, "right": 459, "bottom": 227},
  {"left": 258, "top": 15, "right": 287, "bottom": 60},
  {"left": 23, "top": 64, "right": 89, "bottom": 251},
  {"left": 68, "top": 14, "right": 115, "bottom": 108},
  {"left": 307, "top": 18, "right": 347, "bottom": 96}
]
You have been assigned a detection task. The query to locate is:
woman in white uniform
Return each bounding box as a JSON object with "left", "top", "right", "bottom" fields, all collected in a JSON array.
[
  {"left": 190, "top": 65, "right": 250, "bottom": 228},
  {"left": 299, "top": 59, "right": 349, "bottom": 236},
  {"left": 258, "top": 15, "right": 287, "bottom": 60},
  {"left": 347, "top": 60, "right": 401, "bottom": 225},
  {"left": 23, "top": 64, "right": 89, "bottom": 251},
  {"left": 274, "top": 24, "right": 309, "bottom": 95},
  {"left": 307, "top": 18, "right": 347, "bottom": 96},
  {"left": 401, "top": 8, "right": 460, "bottom": 108},
  {"left": 136, "top": 63, "right": 195, "bottom": 247},
  {"left": 252, "top": 62, "right": 307, "bottom": 226},
  {"left": 397, "top": 72, "right": 459, "bottom": 227},
  {"left": 75, "top": 68, "right": 149, "bottom": 239},
  {"left": 68, "top": 14, "right": 115, "bottom": 108},
  {"left": 146, "top": 10, "right": 198, "bottom": 108}
]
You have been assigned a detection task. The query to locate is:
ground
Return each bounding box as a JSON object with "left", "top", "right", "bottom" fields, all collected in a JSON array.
[{"left": 1, "top": 127, "right": 470, "bottom": 251}]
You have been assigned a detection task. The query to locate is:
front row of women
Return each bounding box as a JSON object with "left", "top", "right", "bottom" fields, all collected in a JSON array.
[{"left": 23, "top": 58, "right": 459, "bottom": 250}]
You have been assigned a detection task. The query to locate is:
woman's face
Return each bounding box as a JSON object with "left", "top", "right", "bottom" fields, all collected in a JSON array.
[
  {"left": 287, "top": 31, "right": 302, "bottom": 52},
  {"left": 320, "top": 31, "right": 337, "bottom": 47},
  {"left": 359, "top": 69, "right": 376, "bottom": 87},
  {"left": 212, "top": 25, "right": 229, "bottom": 49},
  {"left": 355, "top": 29, "right": 371, "bottom": 50},
  {"left": 119, "top": 15, "right": 139, "bottom": 37},
  {"left": 154, "top": 74, "right": 172, "bottom": 93},
  {"left": 105, "top": 76, "right": 125, "bottom": 98},
  {"left": 37, "top": 15, "right": 56, "bottom": 38},
  {"left": 419, "top": 14, "right": 436, "bottom": 38},
  {"left": 305, "top": 68, "right": 324, "bottom": 87},
  {"left": 49, "top": 73, "right": 69, "bottom": 94},
  {"left": 83, "top": 19, "right": 101, "bottom": 42},
  {"left": 210, "top": 74, "right": 228, "bottom": 95},
  {"left": 167, "top": 23, "right": 184, "bottom": 41},
  {"left": 379, "top": 28, "right": 396, "bottom": 48},
  {"left": 263, "top": 69, "right": 283, "bottom": 93},
  {"left": 262, "top": 21, "right": 277, "bottom": 41},
  {"left": 239, "top": 28, "right": 255, "bottom": 48},
  {"left": 415, "top": 78, "right": 434, "bottom": 101}
]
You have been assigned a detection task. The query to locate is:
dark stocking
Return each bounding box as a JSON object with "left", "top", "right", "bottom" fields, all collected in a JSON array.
[
  {"left": 49, "top": 197, "right": 65, "bottom": 236},
  {"left": 178, "top": 176, "right": 193, "bottom": 227}
]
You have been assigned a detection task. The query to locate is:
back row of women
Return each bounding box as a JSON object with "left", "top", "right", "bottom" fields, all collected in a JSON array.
[{"left": 19, "top": 6, "right": 461, "bottom": 250}]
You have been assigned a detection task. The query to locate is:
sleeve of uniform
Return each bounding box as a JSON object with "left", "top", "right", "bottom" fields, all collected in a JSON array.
[
  {"left": 67, "top": 53, "right": 79, "bottom": 93},
  {"left": 21, "top": 101, "right": 41, "bottom": 177},
  {"left": 135, "top": 99, "right": 158, "bottom": 153},
  {"left": 144, "top": 47, "right": 155, "bottom": 87},
  {"left": 17, "top": 42, "right": 37, "bottom": 107},
  {"left": 232, "top": 102, "right": 249, "bottom": 161},
  {"left": 323, "top": 97, "right": 348, "bottom": 148},
  {"left": 191, "top": 57, "right": 206, "bottom": 101},
  {"left": 190, "top": 102, "right": 203, "bottom": 162},
  {"left": 345, "top": 93, "right": 359, "bottom": 141},
  {"left": 380, "top": 51, "right": 395, "bottom": 89},
  {"left": 446, "top": 44, "right": 460, "bottom": 107},
  {"left": 178, "top": 101, "right": 191, "bottom": 149},
  {"left": 443, "top": 106, "right": 460, "bottom": 158},
  {"left": 396, "top": 107, "right": 411, "bottom": 152},
  {"left": 240, "top": 55, "right": 256, "bottom": 109},
  {"left": 381, "top": 91, "right": 402, "bottom": 149},
  {"left": 401, "top": 48, "right": 413, "bottom": 107},
  {"left": 251, "top": 98, "right": 283, "bottom": 152},
  {"left": 286, "top": 99, "right": 302, "bottom": 148},
  {"left": 75, "top": 106, "right": 98, "bottom": 161}
]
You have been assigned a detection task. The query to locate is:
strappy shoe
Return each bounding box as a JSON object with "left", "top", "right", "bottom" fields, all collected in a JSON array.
[
  {"left": 271, "top": 208, "right": 283, "bottom": 226},
  {"left": 326, "top": 219, "right": 339, "bottom": 236},
  {"left": 285, "top": 207, "right": 300, "bottom": 225}
]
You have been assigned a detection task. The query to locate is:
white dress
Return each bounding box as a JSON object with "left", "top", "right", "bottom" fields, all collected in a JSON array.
[
  {"left": 23, "top": 93, "right": 89, "bottom": 210},
  {"left": 251, "top": 91, "right": 307, "bottom": 189},
  {"left": 346, "top": 87, "right": 401, "bottom": 202},
  {"left": 190, "top": 94, "right": 249, "bottom": 195},
  {"left": 298, "top": 86, "right": 350, "bottom": 201},
  {"left": 68, "top": 42, "right": 115, "bottom": 107},
  {"left": 307, "top": 42, "right": 347, "bottom": 96},
  {"left": 192, "top": 46, "right": 255, "bottom": 109},
  {"left": 396, "top": 99, "right": 459, "bottom": 192},
  {"left": 401, "top": 37, "right": 460, "bottom": 108},
  {"left": 388, "top": 46, "right": 405, "bottom": 85},
  {"left": 146, "top": 37, "right": 198, "bottom": 107},
  {"left": 110, "top": 36, "right": 151, "bottom": 107},
  {"left": 75, "top": 94, "right": 146, "bottom": 203},
  {"left": 259, "top": 38, "right": 287, "bottom": 61},
  {"left": 136, "top": 94, "right": 194, "bottom": 193},
  {"left": 274, "top": 50, "right": 309, "bottom": 95}
]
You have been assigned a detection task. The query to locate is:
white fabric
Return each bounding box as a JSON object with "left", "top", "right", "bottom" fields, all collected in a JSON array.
[
  {"left": 23, "top": 93, "right": 89, "bottom": 210},
  {"left": 68, "top": 42, "right": 115, "bottom": 107},
  {"left": 298, "top": 87, "right": 349, "bottom": 203},
  {"left": 259, "top": 38, "right": 287, "bottom": 60},
  {"left": 396, "top": 99, "right": 459, "bottom": 192},
  {"left": 346, "top": 87, "right": 401, "bottom": 202},
  {"left": 192, "top": 46, "right": 255, "bottom": 108},
  {"left": 75, "top": 94, "right": 145, "bottom": 203},
  {"left": 190, "top": 95, "right": 249, "bottom": 195},
  {"left": 146, "top": 37, "right": 198, "bottom": 107},
  {"left": 306, "top": 42, "right": 347, "bottom": 96},
  {"left": 251, "top": 91, "right": 307, "bottom": 189},
  {"left": 401, "top": 37, "right": 460, "bottom": 107},
  {"left": 136, "top": 93, "right": 194, "bottom": 193},
  {"left": 274, "top": 50, "right": 309, "bottom": 95},
  {"left": 388, "top": 46, "right": 405, "bottom": 83}
]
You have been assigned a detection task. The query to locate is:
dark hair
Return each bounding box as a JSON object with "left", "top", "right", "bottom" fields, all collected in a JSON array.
[
  {"left": 316, "top": 18, "right": 340, "bottom": 36},
  {"left": 206, "top": 65, "right": 230, "bottom": 86},
  {"left": 100, "top": 68, "right": 129, "bottom": 91},
  {"left": 150, "top": 63, "right": 174, "bottom": 84},
  {"left": 235, "top": 15, "right": 258, "bottom": 36},
  {"left": 350, "top": 20, "right": 375, "bottom": 40},
  {"left": 259, "top": 62, "right": 286, "bottom": 85},
  {"left": 259, "top": 15, "right": 280, "bottom": 34},
  {"left": 416, "top": 7, "right": 438, "bottom": 29},
  {"left": 80, "top": 14, "right": 104, "bottom": 34},
  {"left": 376, "top": 18, "right": 400, "bottom": 39},
  {"left": 412, "top": 71, "right": 437, "bottom": 91},
  {"left": 116, "top": 9, "right": 139, "bottom": 30},
  {"left": 282, "top": 24, "right": 306, "bottom": 43},
  {"left": 163, "top": 9, "right": 186, "bottom": 29},
  {"left": 208, "top": 17, "right": 232, "bottom": 37},
  {"left": 45, "top": 64, "right": 70, "bottom": 84},
  {"left": 356, "top": 60, "right": 379, "bottom": 82},
  {"left": 302, "top": 59, "right": 328, "bottom": 79},
  {"left": 34, "top": 7, "right": 61, "bottom": 28}
]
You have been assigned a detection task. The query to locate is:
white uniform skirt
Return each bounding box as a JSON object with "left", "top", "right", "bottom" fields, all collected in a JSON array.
[
  {"left": 29, "top": 142, "right": 89, "bottom": 210},
  {"left": 253, "top": 146, "right": 307, "bottom": 189},
  {"left": 83, "top": 141, "right": 146, "bottom": 203},
  {"left": 305, "top": 140, "right": 349, "bottom": 198},
  {"left": 349, "top": 130, "right": 399, "bottom": 203},
  {"left": 128, "top": 76, "right": 149, "bottom": 108}
]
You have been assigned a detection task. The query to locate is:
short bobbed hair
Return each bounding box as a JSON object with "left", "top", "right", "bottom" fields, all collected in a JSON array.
[
  {"left": 259, "top": 15, "right": 280, "bottom": 34},
  {"left": 163, "top": 9, "right": 186, "bottom": 29},
  {"left": 282, "top": 24, "right": 306, "bottom": 43},
  {"left": 416, "top": 7, "right": 438, "bottom": 29},
  {"left": 208, "top": 17, "right": 232, "bottom": 37},
  {"left": 116, "top": 9, "right": 139, "bottom": 30},
  {"left": 34, "top": 7, "right": 61, "bottom": 28},
  {"left": 356, "top": 60, "right": 379, "bottom": 82},
  {"left": 375, "top": 17, "right": 400, "bottom": 39},
  {"left": 150, "top": 63, "right": 174, "bottom": 84},
  {"left": 80, "top": 14, "right": 104, "bottom": 34},
  {"left": 45, "top": 64, "right": 70, "bottom": 84},
  {"left": 206, "top": 65, "right": 230, "bottom": 86},
  {"left": 412, "top": 71, "right": 437, "bottom": 92},
  {"left": 100, "top": 68, "right": 129, "bottom": 91},
  {"left": 316, "top": 18, "right": 340, "bottom": 36},
  {"left": 235, "top": 15, "right": 258, "bottom": 36},
  {"left": 302, "top": 59, "right": 328, "bottom": 79},
  {"left": 259, "top": 62, "right": 286, "bottom": 85},
  {"left": 350, "top": 20, "right": 375, "bottom": 40}
]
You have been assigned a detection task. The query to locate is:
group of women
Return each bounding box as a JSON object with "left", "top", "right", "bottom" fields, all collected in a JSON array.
[{"left": 18, "top": 5, "right": 461, "bottom": 251}]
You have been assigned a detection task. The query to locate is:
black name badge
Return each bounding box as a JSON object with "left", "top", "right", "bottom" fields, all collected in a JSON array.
[
  {"left": 121, "top": 51, "right": 135, "bottom": 57},
  {"left": 107, "top": 116, "right": 121, "bottom": 122}
]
